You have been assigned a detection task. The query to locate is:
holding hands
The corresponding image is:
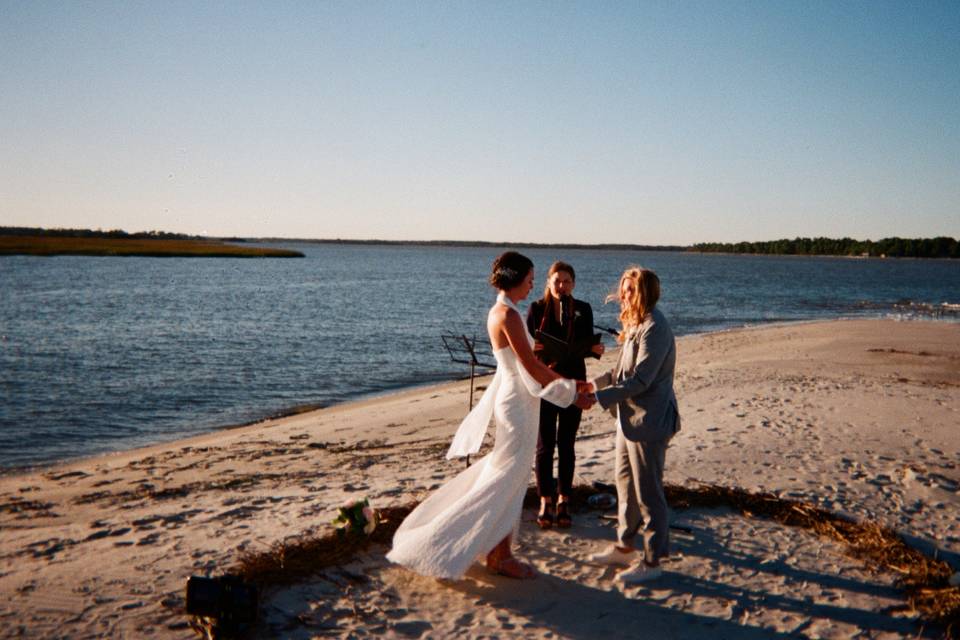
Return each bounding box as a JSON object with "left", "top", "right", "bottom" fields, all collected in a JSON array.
[{"left": 574, "top": 380, "right": 596, "bottom": 410}]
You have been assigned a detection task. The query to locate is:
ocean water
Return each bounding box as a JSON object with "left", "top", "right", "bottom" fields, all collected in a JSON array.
[{"left": 1, "top": 243, "right": 958, "bottom": 469}]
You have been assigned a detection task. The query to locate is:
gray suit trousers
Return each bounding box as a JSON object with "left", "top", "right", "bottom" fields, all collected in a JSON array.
[{"left": 615, "top": 429, "right": 670, "bottom": 562}]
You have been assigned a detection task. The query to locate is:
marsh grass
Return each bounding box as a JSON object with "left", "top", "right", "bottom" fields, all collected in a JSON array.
[
  {"left": 236, "top": 504, "right": 416, "bottom": 586},
  {"left": 0, "top": 235, "right": 303, "bottom": 257}
]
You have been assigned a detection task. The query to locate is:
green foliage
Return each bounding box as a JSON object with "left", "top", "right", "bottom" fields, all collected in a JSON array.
[{"left": 691, "top": 236, "right": 958, "bottom": 258}]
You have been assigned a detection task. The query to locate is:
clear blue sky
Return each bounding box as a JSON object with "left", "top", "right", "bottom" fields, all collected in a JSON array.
[{"left": 1, "top": 1, "right": 957, "bottom": 244}]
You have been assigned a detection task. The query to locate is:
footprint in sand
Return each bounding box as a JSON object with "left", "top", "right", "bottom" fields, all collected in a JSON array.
[
  {"left": 213, "top": 505, "right": 266, "bottom": 522},
  {"left": 45, "top": 470, "right": 91, "bottom": 482},
  {"left": 160, "top": 509, "right": 204, "bottom": 528},
  {"left": 1, "top": 497, "right": 56, "bottom": 517},
  {"left": 869, "top": 474, "right": 895, "bottom": 487},
  {"left": 390, "top": 620, "right": 433, "bottom": 637},
  {"left": 83, "top": 526, "right": 131, "bottom": 542},
  {"left": 928, "top": 473, "right": 959, "bottom": 492},
  {"left": 137, "top": 532, "right": 162, "bottom": 546},
  {"left": 26, "top": 537, "right": 73, "bottom": 559}
]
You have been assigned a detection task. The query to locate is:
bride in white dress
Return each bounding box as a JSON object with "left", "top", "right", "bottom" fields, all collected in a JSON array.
[{"left": 387, "top": 252, "right": 593, "bottom": 580}]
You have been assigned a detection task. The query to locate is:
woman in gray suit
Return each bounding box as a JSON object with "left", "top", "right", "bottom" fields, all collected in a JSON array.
[{"left": 583, "top": 266, "right": 681, "bottom": 584}]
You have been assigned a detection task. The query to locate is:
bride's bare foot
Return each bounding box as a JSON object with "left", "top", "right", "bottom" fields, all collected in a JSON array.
[{"left": 486, "top": 555, "right": 536, "bottom": 579}]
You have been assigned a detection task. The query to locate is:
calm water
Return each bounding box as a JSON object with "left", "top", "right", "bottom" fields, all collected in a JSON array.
[{"left": 1, "top": 244, "right": 958, "bottom": 469}]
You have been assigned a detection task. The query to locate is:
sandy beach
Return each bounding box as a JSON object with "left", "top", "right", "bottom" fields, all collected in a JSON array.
[{"left": 1, "top": 319, "right": 958, "bottom": 639}]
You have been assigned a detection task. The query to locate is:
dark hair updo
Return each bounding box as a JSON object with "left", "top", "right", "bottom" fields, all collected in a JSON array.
[{"left": 489, "top": 251, "right": 534, "bottom": 290}]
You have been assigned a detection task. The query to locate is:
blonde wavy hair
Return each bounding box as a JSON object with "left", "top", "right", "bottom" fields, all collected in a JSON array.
[{"left": 605, "top": 267, "right": 661, "bottom": 342}]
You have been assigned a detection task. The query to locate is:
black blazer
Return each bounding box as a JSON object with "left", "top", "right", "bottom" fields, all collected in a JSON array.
[{"left": 526, "top": 297, "right": 596, "bottom": 380}]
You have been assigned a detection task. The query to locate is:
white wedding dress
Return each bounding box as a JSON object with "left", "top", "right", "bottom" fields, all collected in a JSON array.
[{"left": 386, "top": 293, "right": 576, "bottom": 579}]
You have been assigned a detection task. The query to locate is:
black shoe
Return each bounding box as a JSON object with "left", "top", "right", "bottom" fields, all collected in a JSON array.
[
  {"left": 556, "top": 501, "right": 572, "bottom": 528},
  {"left": 537, "top": 503, "right": 555, "bottom": 529}
]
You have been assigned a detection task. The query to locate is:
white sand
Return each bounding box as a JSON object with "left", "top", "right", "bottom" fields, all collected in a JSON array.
[{"left": 1, "top": 319, "right": 957, "bottom": 638}]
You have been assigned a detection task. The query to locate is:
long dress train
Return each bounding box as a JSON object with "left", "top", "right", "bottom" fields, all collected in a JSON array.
[{"left": 386, "top": 293, "right": 576, "bottom": 579}]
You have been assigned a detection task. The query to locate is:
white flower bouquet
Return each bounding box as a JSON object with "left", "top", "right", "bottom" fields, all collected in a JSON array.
[{"left": 332, "top": 497, "right": 378, "bottom": 537}]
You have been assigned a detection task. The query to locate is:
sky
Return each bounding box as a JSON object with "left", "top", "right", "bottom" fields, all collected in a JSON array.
[{"left": 1, "top": 1, "right": 958, "bottom": 245}]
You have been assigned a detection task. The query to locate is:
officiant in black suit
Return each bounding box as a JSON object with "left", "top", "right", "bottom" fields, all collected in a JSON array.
[{"left": 527, "top": 261, "right": 604, "bottom": 530}]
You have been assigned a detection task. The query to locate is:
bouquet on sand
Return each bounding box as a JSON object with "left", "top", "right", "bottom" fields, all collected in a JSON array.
[{"left": 333, "top": 497, "right": 379, "bottom": 537}]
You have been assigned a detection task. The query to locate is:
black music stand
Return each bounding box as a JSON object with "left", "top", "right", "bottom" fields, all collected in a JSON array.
[{"left": 440, "top": 333, "right": 496, "bottom": 411}]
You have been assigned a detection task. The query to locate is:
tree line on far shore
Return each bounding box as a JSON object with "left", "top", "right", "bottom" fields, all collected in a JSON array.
[
  {"left": 691, "top": 236, "right": 959, "bottom": 259},
  {"left": 3, "top": 227, "right": 956, "bottom": 258},
  {"left": 0, "top": 226, "right": 197, "bottom": 240}
]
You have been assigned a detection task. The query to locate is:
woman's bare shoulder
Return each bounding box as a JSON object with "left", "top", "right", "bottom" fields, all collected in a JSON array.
[
  {"left": 487, "top": 302, "right": 512, "bottom": 332},
  {"left": 490, "top": 303, "right": 525, "bottom": 339},
  {"left": 488, "top": 301, "right": 509, "bottom": 321}
]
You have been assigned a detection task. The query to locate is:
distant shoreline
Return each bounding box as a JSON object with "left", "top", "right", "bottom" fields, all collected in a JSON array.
[
  {"left": 1, "top": 226, "right": 956, "bottom": 258},
  {"left": 253, "top": 237, "right": 689, "bottom": 251},
  {"left": 259, "top": 238, "right": 960, "bottom": 260},
  {"left": 249, "top": 238, "right": 960, "bottom": 260},
  {"left": 0, "top": 235, "right": 304, "bottom": 258}
]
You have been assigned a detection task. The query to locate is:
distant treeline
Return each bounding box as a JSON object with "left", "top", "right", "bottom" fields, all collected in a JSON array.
[
  {"left": 257, "top": 238, "right": 688, "bottom": 251},
  {"left": 4, "top": 228, "right": 681, "bottom": 250},
  {"left": 0, "top": 226, "right": 197, "bottom": 240},
  {"left": 5, "top": 227, "right": 956, "bottom": 258},
  {"left": 691, "top": 237, "right": 959, "bottom": 259}
]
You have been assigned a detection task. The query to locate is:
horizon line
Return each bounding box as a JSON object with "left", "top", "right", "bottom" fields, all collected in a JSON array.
[{"left": 2, "top": 227, "right": 957, "bottom": 251}]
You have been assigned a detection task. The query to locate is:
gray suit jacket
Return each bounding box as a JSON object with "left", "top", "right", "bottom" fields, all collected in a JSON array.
[{"left": 592, "top": 307, "right": 681, "bottom": 443}]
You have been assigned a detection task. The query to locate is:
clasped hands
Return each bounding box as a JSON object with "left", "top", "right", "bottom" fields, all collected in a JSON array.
[{"left": 574, "top": 381, "right": 596, "bottom": 410}]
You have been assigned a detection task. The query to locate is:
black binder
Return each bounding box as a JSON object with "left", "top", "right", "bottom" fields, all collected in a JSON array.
[{"left": 534, "top": 329, "right": 602, "bottom": 365}]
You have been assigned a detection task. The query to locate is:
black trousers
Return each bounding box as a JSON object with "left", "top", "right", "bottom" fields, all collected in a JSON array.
[{"left": 535, "top": 400, "right": 583, "bottom": 498}]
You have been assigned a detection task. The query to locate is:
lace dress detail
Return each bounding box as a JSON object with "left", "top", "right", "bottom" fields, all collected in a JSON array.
[{"left": 386, "top": 295, "right": 576, "bottom": 579}]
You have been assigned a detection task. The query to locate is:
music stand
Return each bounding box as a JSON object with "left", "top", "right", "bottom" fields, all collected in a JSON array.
[{"left": 440, "top": 333, "right": 496, "bottom": 411}]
